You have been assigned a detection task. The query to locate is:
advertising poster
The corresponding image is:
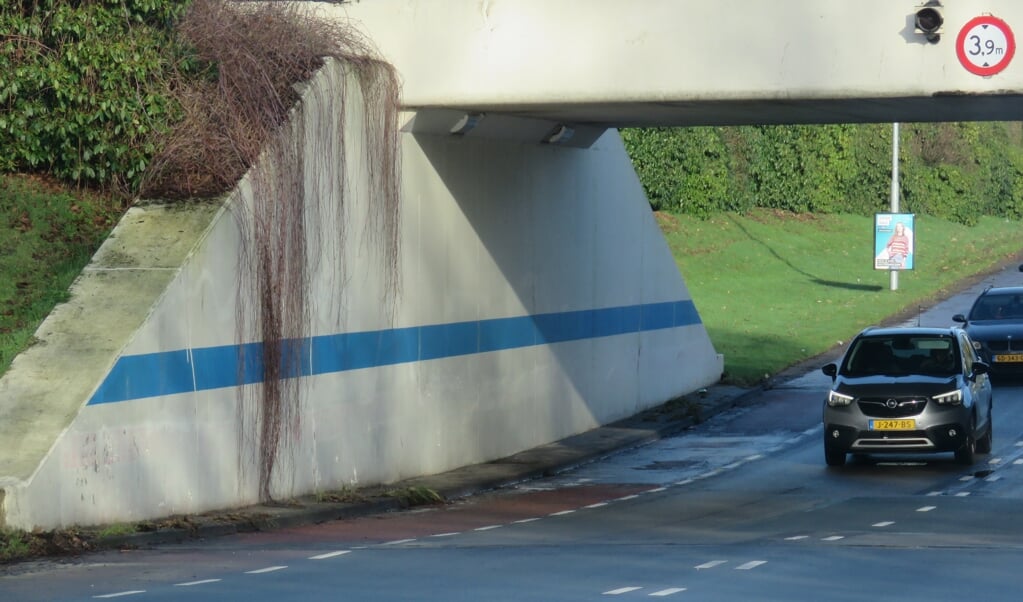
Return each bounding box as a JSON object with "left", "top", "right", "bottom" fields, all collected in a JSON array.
[{"left": 874, "top": 213, "right": 915, "bottom": 270}]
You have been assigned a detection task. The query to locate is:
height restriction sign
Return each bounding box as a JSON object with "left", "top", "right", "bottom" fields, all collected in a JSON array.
[{"left": 957, "top": 15, "right": 1016, "bottom": 76}]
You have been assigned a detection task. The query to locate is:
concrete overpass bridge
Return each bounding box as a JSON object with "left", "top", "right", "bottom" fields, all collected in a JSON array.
[
  {"left": 337, "top": 0, "right": 1023, "bottom": 130},
  {"left": 2, "top": 0, "right": 1023, "bottom": 530}
]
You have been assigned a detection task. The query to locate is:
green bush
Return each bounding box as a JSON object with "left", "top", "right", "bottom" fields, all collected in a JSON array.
[
  {"left": 624, "top": 122, "right": 1023, "bottom": 224},
  {"left": 0, "top": 0, "right": 189, "bottom": 191}
]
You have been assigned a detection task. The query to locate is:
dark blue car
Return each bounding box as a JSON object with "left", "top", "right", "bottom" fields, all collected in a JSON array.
[{"left": 953, "top": 267, "right": 1023, "bottom": 379}]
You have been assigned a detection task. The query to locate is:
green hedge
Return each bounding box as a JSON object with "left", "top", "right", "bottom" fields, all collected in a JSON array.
[
  {"left": 622, "top": 122, "right": 1023, "bottom": 224},
  {"left": 0, "top": 0, "right": 189, "bottom": 189}
]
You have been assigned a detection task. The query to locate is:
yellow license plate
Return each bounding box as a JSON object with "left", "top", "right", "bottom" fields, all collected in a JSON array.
[
  {"left": 994, "top": 354, "right": 1023, "bottom": 363},
  {"left": 869, "top": 419, "right": 916, "bottom": 430}
]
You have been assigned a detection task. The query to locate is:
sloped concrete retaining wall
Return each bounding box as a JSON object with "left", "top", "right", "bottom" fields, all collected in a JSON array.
[{"left": 0, "top": 59, "right": 721, "bottom": 530}]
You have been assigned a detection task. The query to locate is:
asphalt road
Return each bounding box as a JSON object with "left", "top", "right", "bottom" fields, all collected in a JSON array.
[
  {"left": 3, "top": 263, "right": 1023, "bottom": 601},
  {"left": 5, "top": 375, "right": 1023, "bottom": 601}
]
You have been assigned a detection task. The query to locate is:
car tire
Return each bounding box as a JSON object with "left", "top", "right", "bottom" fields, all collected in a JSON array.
[
  {"left": 976, "top": 424, "right": 993, "bottom": 454},
  {"left": 955, "top": 435, "right": 976, "bottom": 466},
  {"left": 824, "top": 443, "right": 846, "bottom": 467}
]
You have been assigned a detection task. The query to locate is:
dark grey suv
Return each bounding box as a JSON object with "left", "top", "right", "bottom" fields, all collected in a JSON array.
[{"left": 822, "top": 326, "right": 993, "bottom": 467}]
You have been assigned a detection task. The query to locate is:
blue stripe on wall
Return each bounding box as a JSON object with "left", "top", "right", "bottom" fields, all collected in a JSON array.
[{"left": 88, "top": 300, "right": 701, "bottom": 405}]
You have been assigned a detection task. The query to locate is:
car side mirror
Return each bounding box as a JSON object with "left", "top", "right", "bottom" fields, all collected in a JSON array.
[
  {"left": 822, "top": 363, "right": 838, "bottom": 379},
  {"left": 952, "top": 314, "right": 967, "bottom": 324},
  {"left": 972, "top": 361, "right": 990, "bottom": 377}
]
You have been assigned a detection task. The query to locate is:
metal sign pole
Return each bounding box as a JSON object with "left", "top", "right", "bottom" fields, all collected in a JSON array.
[{"left": 890, "top": 122, "right": 900, "bottom": 291}]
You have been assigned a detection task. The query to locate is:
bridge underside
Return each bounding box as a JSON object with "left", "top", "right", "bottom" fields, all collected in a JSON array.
[{"left": 420, "top": 95, "right": 1023, "bottom": 128}]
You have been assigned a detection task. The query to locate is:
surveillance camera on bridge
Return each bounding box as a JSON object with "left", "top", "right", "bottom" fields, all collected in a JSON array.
[{"left": 915, "top": 5, "right": 944, "bottom": 43}]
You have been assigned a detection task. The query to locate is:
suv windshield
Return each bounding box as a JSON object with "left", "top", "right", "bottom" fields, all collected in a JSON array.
[
  {"left": 841, "top": 334, "right": 958, "bottom": 377},
  {"left": 969, "top": 292, "right": 1023, "bottom": 320}
]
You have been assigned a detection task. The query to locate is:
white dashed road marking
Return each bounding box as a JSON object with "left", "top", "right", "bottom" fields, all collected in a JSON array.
[
  {"left": 175, "top": 579, "right": 222, "bottom": 586},
  {"left": 309, "top": 551, "right": 350, "bottom": 560},
  {"left": 735, "top": 561, "right": 767, "bottom": 570},
  {"left": 822, "top": 535, "right": 844, "bottom": 541},
  {"left": 604, "top": 586, "right": 643, "bottom": 595},
  {"left": 873, "top": 521, "right": 895, "bottom": 527},
  {"left": 650, "top": 587, "right": 687, "bottom": 596},
  {"left": 93, "top": 593, "right": 146, "bottom": 599},
  {"left": 245, "top": 566, "right": 288, "bottom": 574},
  {"left": 917, "top": 506, "right": 937, "bottom": 512},
  {"left": 695, "top": 560, "right": 727, "bottom": 569}
]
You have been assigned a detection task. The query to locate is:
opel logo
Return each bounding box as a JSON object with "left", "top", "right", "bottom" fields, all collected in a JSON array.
[{"left": 885, "top": 399, "right": 899, "bottom": 409}]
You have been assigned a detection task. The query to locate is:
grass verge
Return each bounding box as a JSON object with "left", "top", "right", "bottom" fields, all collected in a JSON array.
[
  {"left": 658, "top": 209, "right": 1023, "bottom": 384},
  {"left": 0, "top": 175, "right": 125, "bottom": 375}
]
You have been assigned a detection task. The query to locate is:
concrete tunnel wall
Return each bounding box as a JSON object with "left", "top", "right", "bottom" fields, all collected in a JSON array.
[{"left": 0, "top": 59, "right": 722, "bottom": 530}]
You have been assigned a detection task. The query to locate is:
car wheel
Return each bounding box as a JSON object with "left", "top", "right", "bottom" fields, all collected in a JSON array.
[
  {"left": 824, "top": 443, "right": 846, "bottom": 467},
  {"left": 955, "top": 434, "right": 976, "bottom": 466},
  {"left": 976, "top": 423, "right": 993, "bottom": 454}
]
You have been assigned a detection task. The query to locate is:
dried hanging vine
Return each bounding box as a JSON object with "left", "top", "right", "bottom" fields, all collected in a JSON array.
[{"left": 141, "top": 0, "right": 401, "bottom": 502}]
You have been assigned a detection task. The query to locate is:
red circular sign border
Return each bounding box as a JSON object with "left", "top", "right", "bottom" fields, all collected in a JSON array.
[{"left": 956, "top": 15, "right": 1016, "bottom": 77}]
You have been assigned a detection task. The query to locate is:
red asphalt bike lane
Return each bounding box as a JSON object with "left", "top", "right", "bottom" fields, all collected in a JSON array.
[{"left": 229, "top": 484, "right": 655, "bottom": 547}]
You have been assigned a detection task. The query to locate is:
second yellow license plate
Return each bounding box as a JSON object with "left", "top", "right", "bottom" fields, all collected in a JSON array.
[
  {"left": 994, "top": 354, "right": 1023, "bottom": 363},
  {"left": 869, "top": 419, "right": 916, "bottom": 430}
]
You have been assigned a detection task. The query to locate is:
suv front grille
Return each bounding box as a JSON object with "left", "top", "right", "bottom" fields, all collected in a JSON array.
[
  {"left": 857, "top": 397, "right": 928, "bottom": 418},
  {"left": 986, "top": 339, "right": 1020, "bottom": 352}
]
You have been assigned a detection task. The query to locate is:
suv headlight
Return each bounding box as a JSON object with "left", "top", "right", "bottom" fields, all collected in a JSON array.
[
  {"left": 827, "top": 390, "right": 854, "bottom": 407},
  {"left": 933, "top": 389, "right": 964, "bottom": 405}
]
